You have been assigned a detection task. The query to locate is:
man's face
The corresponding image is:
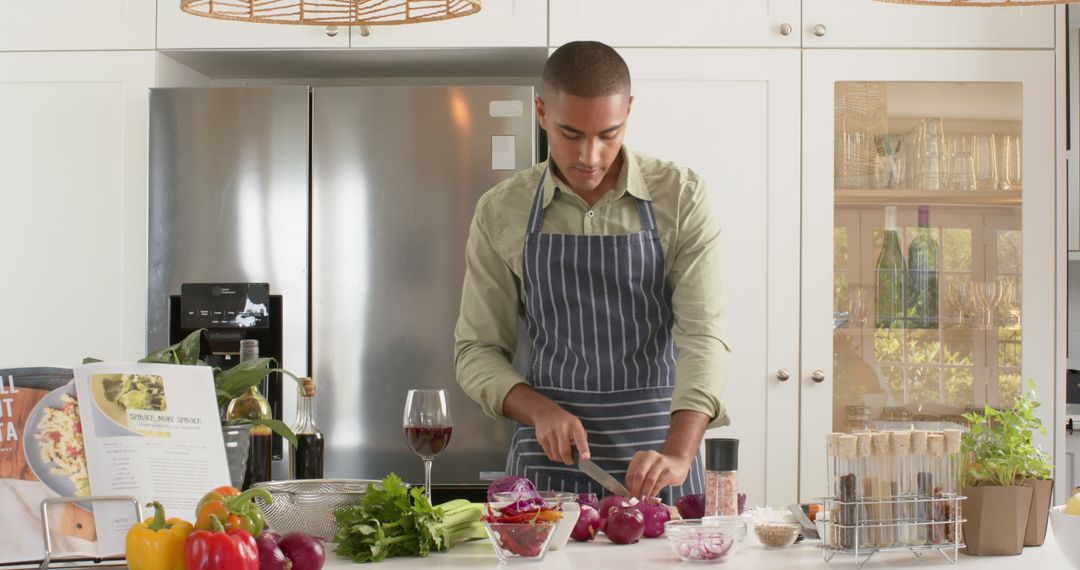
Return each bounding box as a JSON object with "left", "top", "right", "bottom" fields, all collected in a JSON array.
[{"left": 536, "top": 91, "right": 632, "bottom": 196}]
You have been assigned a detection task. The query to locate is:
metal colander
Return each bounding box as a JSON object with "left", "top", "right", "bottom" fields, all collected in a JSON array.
[{"left": 254, "top": 479, "right": 380, "bottom": 541}]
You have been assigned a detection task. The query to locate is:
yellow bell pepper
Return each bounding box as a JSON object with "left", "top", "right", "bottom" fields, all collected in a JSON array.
[{"left": 125, "top": 501, "right": 193, "bottom": 570}]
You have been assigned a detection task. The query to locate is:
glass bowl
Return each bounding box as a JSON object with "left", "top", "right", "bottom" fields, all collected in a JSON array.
[
  {"left": 483, "top": 521, "right": 557, "bottom": 562},
  {"left": 665, "top": 518, "right": 747, "bottom": 563},
  {"left": 754, "top": 522, "right": 801, "bottom": 548}
]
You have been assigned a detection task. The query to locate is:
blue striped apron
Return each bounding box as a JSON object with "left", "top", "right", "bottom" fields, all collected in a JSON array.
[{"left": 505, "top": 169, "right": 705, "bottom": 503}]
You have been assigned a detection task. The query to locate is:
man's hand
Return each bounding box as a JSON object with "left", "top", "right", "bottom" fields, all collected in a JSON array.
[
  {"left": 626, "top": 410, "right": 710, "bottom": 498},
  {"left": 502, "top": 384, "right": 591, "bottom": 465},
  {"left": 626, "top": 450, "right": 692, "bottom": 498},
  {"left": 534, "top": 406, "right": 590, "bottom": 465}
]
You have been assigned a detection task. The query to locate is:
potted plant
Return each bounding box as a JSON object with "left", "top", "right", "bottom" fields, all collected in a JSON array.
[
  {"left": 960, "top": 380, "right": 1051, "bottom": 555},
  {"left": 1014, "top": 385, "right": 1054, "bottom": 547}
]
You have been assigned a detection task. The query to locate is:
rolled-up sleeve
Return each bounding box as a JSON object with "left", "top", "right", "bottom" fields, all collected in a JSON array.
[
  {"left": 667, "top": 173, "right": 731, "bottom": 429},
  {"left": 454, "top": 197, "right": 527, "bottom": 419}
]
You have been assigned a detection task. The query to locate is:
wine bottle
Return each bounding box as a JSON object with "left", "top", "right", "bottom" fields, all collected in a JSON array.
[
  {"left": 875, "top": 206, "right": 907, "bottom": 329},
  {"left": 290, "top": 377, "right": 324, "bottom": 479},
  {"left": 907, "top": 206, "right": 940, "bottom": 329},
  {"left": 226, "top": 339, "right": 273, "bottom": 488}
]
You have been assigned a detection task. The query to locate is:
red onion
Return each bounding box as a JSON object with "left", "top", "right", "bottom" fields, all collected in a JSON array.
[
  {"left": 675, "top": 493, "right": 705, "bottom": 519},
  {"left": 570, "top": 505, "right": 602, "bottom": 542},
  {"left": 598, "top": 494, "right": 633, "bottom": 519},
  {"left": 577, "top": 492, "right": 599, "bottom": 511},
  {"left": 278, "top": 533, "right": 325, "bottom": 570},
  {"left": 487, "top": 476, "right": 539, "bottom": 502},
  {"left": 256, "top": 532, "right": 289, "bottom": 570},
  {"left": 604, "top": 506, "right": 645, "bottom": 545},
  {"left": 637, "top": 497, "right": 671, "bottom": 538}
]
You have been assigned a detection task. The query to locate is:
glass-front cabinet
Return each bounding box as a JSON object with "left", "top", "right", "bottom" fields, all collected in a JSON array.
[{"left": 800, "top": 50, "right": 1057, "bottom": 501}]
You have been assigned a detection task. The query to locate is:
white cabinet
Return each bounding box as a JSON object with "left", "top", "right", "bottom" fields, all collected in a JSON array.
[
  {"left": 0, "top": 52, "right": 156, "bottom": 365},
  {"left": 616, "top": 49, "right": 801, "bottom": 507},
  {"left": 0, "top": 1, "right": 155, "bottom": 51},
  {"left": 350, "top": 0, "right": 545, "bottom": 48},
  {"left": 550, "top": 0, "right": 800, "bottom": 48},
  {"left": 156, "top": 0, "right": 349, "bottom": 50},
  {"left": 803, "top": 0, "right": 1054, "bottom": 49},
  {"left": 800, "top": 49, "right": 1057, "bottom": 500}
]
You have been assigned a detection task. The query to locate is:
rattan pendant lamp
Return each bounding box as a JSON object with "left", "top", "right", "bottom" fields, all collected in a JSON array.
[
  {"left": 876, "top": 0, "right": 1076, "bottom": 5},
  {"left": 180, "top": 0, "right": 481, "bottom": 26}
]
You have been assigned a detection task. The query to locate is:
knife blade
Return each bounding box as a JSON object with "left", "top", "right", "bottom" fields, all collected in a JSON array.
[{"left": 576, "top": 452, "right": 630, "bottom": 496}]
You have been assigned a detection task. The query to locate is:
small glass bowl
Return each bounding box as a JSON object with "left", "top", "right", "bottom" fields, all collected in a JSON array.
[
  {"left": 754, "top": 522, "right": 801, "bottom": 548},
  {"left": 483, "top": 521, "right": 557, "bottom": 562},
  {"left": 665, "top": 518, "right": 747, "bottom": 563}
]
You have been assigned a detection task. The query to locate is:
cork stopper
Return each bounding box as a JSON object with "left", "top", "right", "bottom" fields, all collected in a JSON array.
[
  {"left": 891, "top": 431, "right": 911, "bottom": 456},
  {"left": 856, "top": 433, "right": 872, "bottom": 458},
  {"left": 927, "top": 433, "right": 944, "bottom": 458},
  {"left": 943, "top": 429, "right": 962, "bottom": 455},
  {"left": 871, "top": 432, "right": 890, "bottom": 456},
  {"left": 911, "top": 430, "right": 928, "bottom": 454},
  {"left": 299, "top": 377, "right": 315, "bottom": 397},
  {"left": 839, "top": 435, "right": 857, "bottom": 460},
  {"left": 827, "top": 433, "right": 842, "bottom": 457}
]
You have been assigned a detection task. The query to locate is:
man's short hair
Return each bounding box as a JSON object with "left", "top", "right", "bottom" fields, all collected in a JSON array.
[{"left": 541, "top": 41, "right": 631, "bottom": 101}]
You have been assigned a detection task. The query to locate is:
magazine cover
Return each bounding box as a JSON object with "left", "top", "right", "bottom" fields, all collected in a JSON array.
[{"left": 0, "top": 367, "right": 97, "bottom": 566}]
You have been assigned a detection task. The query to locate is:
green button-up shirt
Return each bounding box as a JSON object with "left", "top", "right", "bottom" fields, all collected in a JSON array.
[{"left": 454, "top": 147, "right": 731, "bottom": 429}]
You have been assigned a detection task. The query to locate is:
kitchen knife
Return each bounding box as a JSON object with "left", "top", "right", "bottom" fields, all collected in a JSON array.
[{"left": 576, "top": 451, "right": 630, "bottom": 496}]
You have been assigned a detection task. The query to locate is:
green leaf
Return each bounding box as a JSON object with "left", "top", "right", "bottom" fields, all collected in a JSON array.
[
  {"left": 215, "top": 358, "right": 274, "bottom": 400},
  {"left": 82, "top": 357, "right": 103, "bottom": 364},
  {"left": 251, "top": 418, "right": 297, "bottom": 448},
  {"left": 175, "top": 329, "right": 205, "bottom": 365}
]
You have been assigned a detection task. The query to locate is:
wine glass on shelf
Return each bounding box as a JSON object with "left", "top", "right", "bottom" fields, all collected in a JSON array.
[
  {"left": 945, "top": 281, "right": 970, "bottom": 328},
  {"left": 972, "top": 280, "right": 1007, "bottom": 329},
  {"left": 403, "top": 389, "right": 452, "bottom": 504}
]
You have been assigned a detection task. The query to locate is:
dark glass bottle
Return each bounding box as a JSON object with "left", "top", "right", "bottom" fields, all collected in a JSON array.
[
  {"left": 875, "top": 206, "right": 907, "bottom": 329},
  {"left": 907, "top": 206, "right": 940, "bottom": 329},
  {"left": 226, "top": 339, "right": 273, "bottom": 489},
  {"left": 290, "top": 377, "right": 324, "bottom": 479}
]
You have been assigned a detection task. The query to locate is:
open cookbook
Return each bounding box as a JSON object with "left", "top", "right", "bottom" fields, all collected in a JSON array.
[{"left": 0, "top": 363, "right": 229, "bottom": 566}]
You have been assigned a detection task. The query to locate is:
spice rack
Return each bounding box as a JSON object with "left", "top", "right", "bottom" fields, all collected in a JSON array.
[
  {"left": 820, "top": 430, "right": 965, "bottom": 568},
  {"left": 819, "top": 493, "right": 965, "bottom": 568}
]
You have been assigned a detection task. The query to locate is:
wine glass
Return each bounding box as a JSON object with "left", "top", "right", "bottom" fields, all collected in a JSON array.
[
  {"left": 945, "top": 281, "right": 970, "bottom": 327},
  {"left": 403, "top": 389, "right": 452, "bottom": 504},
  {"left": 972, "top": 280, "right": 1006, "bottom": 329}
]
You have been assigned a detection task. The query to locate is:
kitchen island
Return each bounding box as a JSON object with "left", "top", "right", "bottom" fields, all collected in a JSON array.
[{"left": 321, "top": 527, "right": 1073, "bottom": 569}]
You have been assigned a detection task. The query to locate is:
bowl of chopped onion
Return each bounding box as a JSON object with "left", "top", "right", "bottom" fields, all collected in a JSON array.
[{"left": 665, "top": 518, "right": 747, "bottom": 563}]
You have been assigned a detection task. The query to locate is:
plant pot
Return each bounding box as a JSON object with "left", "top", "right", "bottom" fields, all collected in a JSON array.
[
  {"left": 1021, "top": 478, "right": 1054, "bottom": 547},
  {"left": 221, "top": 423, "right": 252, "bottom": 489},
  {"left": 961, "top": 485, "right": 1034, "bottom": 556}
]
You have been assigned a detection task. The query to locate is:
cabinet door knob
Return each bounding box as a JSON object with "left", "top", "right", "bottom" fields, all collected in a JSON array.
[
  {"left": 776, "top": 369, "right": 791, "bottom": 381},
  {"left": 325, "top": 26, "right": 339, "bottom": 37},
  {"left": 811, "top": 370, "right": 826, "bottom": 383},
  {"left": 812, "top": 24, "right": 827, "bottom": 37},
  {"left": 780, "top": 23, "right": 792, "bottom": 36}
]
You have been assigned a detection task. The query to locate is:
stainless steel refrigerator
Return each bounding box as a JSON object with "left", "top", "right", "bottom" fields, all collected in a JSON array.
[{"left": 148, "top": 85, "right": 535, "bottom": 485}]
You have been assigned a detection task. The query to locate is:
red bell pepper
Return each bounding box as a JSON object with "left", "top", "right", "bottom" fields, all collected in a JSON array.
[{"left": 184, "top": 515, "right": 258, "bottom": 570}]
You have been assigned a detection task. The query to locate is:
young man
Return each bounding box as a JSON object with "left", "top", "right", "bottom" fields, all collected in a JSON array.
[{"left": 454, "top": 41, "right": 730, "bottom": 502}]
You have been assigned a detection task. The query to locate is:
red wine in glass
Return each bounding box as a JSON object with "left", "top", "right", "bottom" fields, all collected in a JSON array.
[
  {"left": 404, "top": 425, "right": 453, "bottom": 458},
  {"left": 402, "top": 389, "right": 452, "bottom": 504}
]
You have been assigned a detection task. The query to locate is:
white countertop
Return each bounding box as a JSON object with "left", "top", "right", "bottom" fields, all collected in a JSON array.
[{"left": 321, "top": 527, "right": 1073, "bottom": 569}]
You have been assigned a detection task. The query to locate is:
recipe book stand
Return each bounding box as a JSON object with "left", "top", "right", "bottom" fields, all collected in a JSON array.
[{"left": 0, "top": 496, "right": 142, "bottom": 570}]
